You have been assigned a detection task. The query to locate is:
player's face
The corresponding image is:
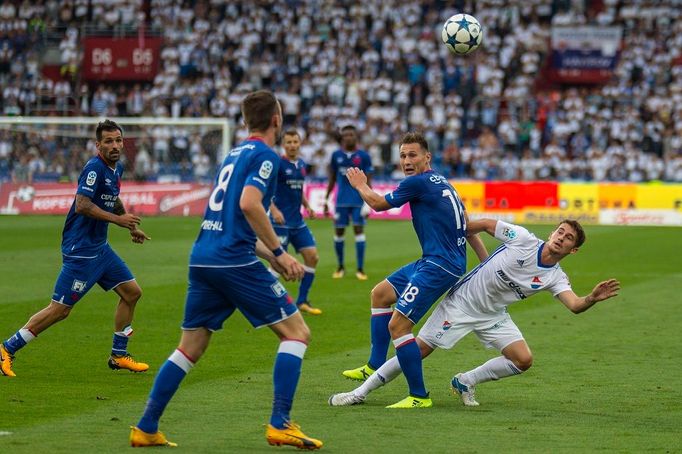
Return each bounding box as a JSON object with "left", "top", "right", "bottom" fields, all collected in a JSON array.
[
  {"left": 283, "top": 134, "right": 301, "bottom": 159},
  {"left": 399, "top": 143, "right": 431, "bottom": 176},
  {"left": 547, "top": 223, "right": 579, "bottom": 256},
  {"left": 341, "top": 129, "right": 357, "bottom": 151},
  {"left": 96, "top": 129, "right": 123, "bottom": 165}
]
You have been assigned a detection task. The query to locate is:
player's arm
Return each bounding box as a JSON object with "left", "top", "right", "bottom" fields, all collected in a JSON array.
[
  {"left": 345, "top": 167, "right": 391, "bottom": 211},
  {"left": 270, "top": 201, "right": 285, "bottom": 225},
  {"left": 467, "top": 218, "right": 498, "bottom": 236},
  {"left": 113, "top": 197, "right": 151, "bottom": 243},
  {"left": 323, "top": 164, "right": 336, "bottom": 216},
  {"left": 464, "top": 213, "right": 488, "bottom": 261},
  {"left": 75, "top": 194, "right": 140, "bottom": 230},
  {"left": 302, "top": 193, "right": 316, "bottom": 219},
  {"left": 255, "top": 238, "right": 289, "bottom": 276},
  {"left": 556, "top": 279, "right": 620, "bottom": 314},
  {"left": 241, "top": 186, "right": 304, "bottom": 281}
]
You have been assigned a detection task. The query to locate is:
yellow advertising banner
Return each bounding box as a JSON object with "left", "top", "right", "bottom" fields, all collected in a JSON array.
[
  {"left": 636, "top": 184, "right": 682, "bottom": 211},
  {"left": 598, "top": 183, "right": 637, "bottom": 209},
  {"left": 520, "top": 209, "right": 600, "bottom": 225},
  {"left": 451, "top": 181, "right": 484, "bottom": 211},
  {"left": 558, "top": 183, "right": 599, "bottom": 212}
]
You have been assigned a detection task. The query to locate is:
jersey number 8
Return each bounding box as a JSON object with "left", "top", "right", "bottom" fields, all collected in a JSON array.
[{"left": 209, "top": 164, "right": 234, "bottom": 212}]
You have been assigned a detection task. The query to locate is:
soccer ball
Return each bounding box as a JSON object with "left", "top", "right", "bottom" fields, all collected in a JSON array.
[{"left": 441, "top": 13, "right": 483, "bottom": 56}]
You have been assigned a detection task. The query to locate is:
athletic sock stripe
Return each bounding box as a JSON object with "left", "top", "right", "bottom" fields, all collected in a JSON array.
[
  {"left": 278, "top": 340, "right": 307, "bottom": 358},
  {"left": 169, "top": 349, "right": 195, "bottom": 372},
  {"left": 303, "top": 265, "right": 316, "bottom": 273},
  {"left": 371, "top": 308, "right": 393, "bottom": 315},
  {"left": 355, "top": 234, "right": 366, "bottom": 241},
  {"left": 393, "top": 334, "right": 415, "bottom": 349},
  {"left": 334, "top": 236, "right": 344, "bottom": 242}
]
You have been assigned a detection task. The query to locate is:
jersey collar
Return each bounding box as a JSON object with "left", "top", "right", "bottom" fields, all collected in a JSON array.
[
  {"left": 536, "top": 243, "right": 555, "bottom": 269},
  {"left": 97, "top": 154, "right": 116, "bottom": 171}
]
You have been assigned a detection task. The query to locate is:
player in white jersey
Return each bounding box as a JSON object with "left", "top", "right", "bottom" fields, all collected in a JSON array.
[{"left": 329, "top": 219, "right": 620, "bottom": 407}]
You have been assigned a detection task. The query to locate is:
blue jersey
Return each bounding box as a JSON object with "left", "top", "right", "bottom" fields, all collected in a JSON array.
[
  {"left": 61, "top": 156, "right": 122, "bottom": 257},
  {"left": 272, "top": 155, "right": 306, "bottom": 228},
  {"left": 190, "top": 138, "right": 279, "bottom": 267},
  {"left": 385, "top": 170, "right": 467, "bottom": 276},
  {"left": 330, "top": 149, "right": 373, "bottom": 207}
]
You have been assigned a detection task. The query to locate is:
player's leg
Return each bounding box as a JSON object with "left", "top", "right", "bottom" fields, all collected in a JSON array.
[
  {"left": 453, "top": 315, "right": 527, "bottom": 406},
  {"left": 352, "top": 208, "right": 367, "bottom": 280},
  {"left": 332, "top": 207, "right": 349, "bottom": 277},
  {"left": 132, "top": 328, "right": 210, "bottom": 447},
  {"left": 100, "top": 248, "right": 148, "bottom": 372},
  {"left": 291, "top": 226, "right": 321, "bottom": 314}
]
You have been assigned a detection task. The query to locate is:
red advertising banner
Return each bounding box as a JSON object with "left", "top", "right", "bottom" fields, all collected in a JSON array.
[
  {"left": 0, "top": 183, "right": 211, "bottom": 216},
  {"left": 82, "top": 36, "right": 162, "bottom": 81},
  {"left": 484, "top": 182, "right": 558, "bottom": 210}
]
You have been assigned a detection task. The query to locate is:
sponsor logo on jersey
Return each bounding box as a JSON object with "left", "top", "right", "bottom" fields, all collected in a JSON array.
[
  {"left": 517, "top": 259, "right": 525, "bottom": 267},
  {"left": 71, "top": 279, "right": 87, "bottom": 292},
  {"left": 105, "top": 178, "right": 112, "bottom": 185},
  {"left": 285, "top": 168, "right": 293, "bottom": 175},
  {"left": 86, "top": 171, "right": 97, "bottom": 186},
  {"left": 502, "top": 227, "right": 517, "bottom": 239},
  {"left": 496, "top": 269, "right": 527, "bottom": 299},
  {"left": 200, "top": 220, "right": 223, "bottom": 231},
  {"left": 442, "top": 320, "right": 452, "bottom": 331},
  {"left": 429, "top": 174, "right": 449, "bottom": 184},
  {"left": 259, "top": 160, "right": 273, "bottom": 179},
  {"left": 530, "top": 276, "right": 543, "bottom": 289}
]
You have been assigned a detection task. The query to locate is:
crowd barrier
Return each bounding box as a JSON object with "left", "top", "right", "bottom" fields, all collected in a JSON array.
[{"left": 1, "top": 181, "right": 681, "bottom": 226}]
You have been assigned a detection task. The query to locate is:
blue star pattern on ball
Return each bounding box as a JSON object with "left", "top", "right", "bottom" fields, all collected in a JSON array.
[{"left": 456, "top": 17, "right": 471, "bottom": 31}]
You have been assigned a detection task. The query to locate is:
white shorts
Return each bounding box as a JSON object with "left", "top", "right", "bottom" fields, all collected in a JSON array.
[{"left": 418, "top": 303, "right": 524, "bottom": 351}]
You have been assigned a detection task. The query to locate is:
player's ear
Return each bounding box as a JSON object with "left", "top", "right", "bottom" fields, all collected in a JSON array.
[{"left": 569, "top": 246, "right": 579, "bottom": 255}]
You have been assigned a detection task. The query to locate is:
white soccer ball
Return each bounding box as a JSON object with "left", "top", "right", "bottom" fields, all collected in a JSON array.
[{"left": 441, "top": 13, "right": 483, "bottom": 56}]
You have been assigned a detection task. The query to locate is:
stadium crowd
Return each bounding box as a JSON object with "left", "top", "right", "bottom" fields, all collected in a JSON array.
[{"left": 0, "top": 0, "right": 681, "bottom": 183}]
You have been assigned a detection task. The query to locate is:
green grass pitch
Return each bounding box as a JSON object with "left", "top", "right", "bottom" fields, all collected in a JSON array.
[{"left": 1, "top": 216, "right": 681, "bottom": 452}]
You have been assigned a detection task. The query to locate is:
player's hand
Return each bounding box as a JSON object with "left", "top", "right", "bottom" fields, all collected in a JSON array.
[
  {"left": 346, "top": 167, "right": 367, "bottom": 188},
  {"left": 589, "top": 278, "right": 620, "bottom": 303},
  {"left": 130, "top": 228, "right": 151, "bottom": 244},
  {"left": 272, "top": 210, "right": 285, "bottom": 225},
  {"left": 274, "top": 252, "right": 305, "bottom": 281},
  {"left": 306, "top": 207, "right": 316, "bottom": 220},
  {"left": 117, "top": 213, "right": 141, "bottom": 229},
  {"left": 323, "top": 201, "right": 330, "bottom": 218}
]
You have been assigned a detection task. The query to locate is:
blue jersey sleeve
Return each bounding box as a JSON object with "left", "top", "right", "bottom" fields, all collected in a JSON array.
[
  {"left": 385, "top": 175, "right": 423, "bottom": 208},
  {"left": 245, "top": 150, "right": 279, "bottom": 194},
  {"left": 76, "top": 162, "right": 102, "bottom": 199}
]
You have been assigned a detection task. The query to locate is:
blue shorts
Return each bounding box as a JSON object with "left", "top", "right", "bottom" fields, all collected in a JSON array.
[
  {"left": 183, "top": 262, "right": 297, "bottom": 331},
  {"left": 274, "top": 224, "right": 316, "bottom": 252},
  {"left": 387, "top": 259, "right": 461, "bottom": 325},
  {"left": 53, "top": 245, "right": 134, "bottom": 306},
  {"left": 334, "top": 206, "right": 365, "bottom": 228}
]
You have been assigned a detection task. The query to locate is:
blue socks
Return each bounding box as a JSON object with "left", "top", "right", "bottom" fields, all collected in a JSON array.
[
  {"left": 333, "top": 236, "right": 344, "bottom": 269},
  {"left": 270, "top": 340, "right": 307, "bottom": 429},
  {"left": 394, "top": 334, "right": 428, "bottom": 398},
  {"left": 112, "top": 325, "right": 133, "bottom": 356},
  {"left": 296, "top": 267, "right": 315, "bottom": 304},
  {"left": 3, "top": 328, "right": 36, "bottom": 354},
  {"left": 368, "top": 308, "right": 392, "bottom": 370},
  {"left": 137, "top": 349, "right": 194, "bottom": 434},
  {"left": 355, "top": 234, "right": 366, "bottom": 272}
]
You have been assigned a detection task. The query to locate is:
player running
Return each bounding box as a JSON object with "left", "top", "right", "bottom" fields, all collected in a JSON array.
[
  {"left": 322, "top": 125, "right": 373, "bottom": 280},
  {"left": 329, "top": 219, "right": 620, "bottom": 407},
  {"left": 270, "top": 129, "right": 322, "bottom": 315},
  {"left": 130, "top": 90, "right": 322, "bottom": 449},
  {"left": 341, "top": 132, "right": 487, "bottom": 408},
  {"left": 0, "top": 120, "right": 150, "bottom": 377}
]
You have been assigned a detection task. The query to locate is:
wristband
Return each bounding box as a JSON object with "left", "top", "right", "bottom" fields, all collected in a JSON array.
[{"left": 272, "top": 246, "right": 285, "bottom": 257}]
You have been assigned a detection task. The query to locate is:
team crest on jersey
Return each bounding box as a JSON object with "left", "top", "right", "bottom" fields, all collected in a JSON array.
[
  {"left": 442, "top": 320, "right": 452, "bottom": 331},
  {"left": 71, "top": 280, "right": 87, "bottom": 293},
  {"left": 259, "top": 160, "right": 273, "bottom": 179},
  {"left": 271, "top": 281, "right": 286, "bottom": 297},
  {"left": 86, "top": 171, "right": 97, "bottom": 186},
  {"left": 530, "top": 276, "right": 543, "bottom": 289},
  {"left": 502, "top": 227, "right": 517, "bottom": 239},
  {"left": 352, "top": 156, "right": 361, "bottom": 166}
]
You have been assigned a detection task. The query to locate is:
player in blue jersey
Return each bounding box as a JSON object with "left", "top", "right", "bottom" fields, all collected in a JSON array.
[
  {"left": 0, "top": 120, "right": 151, "bottom": 378},
  {"left": 341, "top": 131, "right": 488, "bottom": 408},
  {"left": 130, "top": 91, "right": 322, "bottom": 449},
  {"left": 270, "top": 129, "right": 322, "bottom": 315},
  {"left": 322, "top": 125, "right": 373, "bottom": 280}
]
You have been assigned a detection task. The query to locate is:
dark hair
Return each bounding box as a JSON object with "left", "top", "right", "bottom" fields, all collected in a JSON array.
[
  {"left": 340, "top": 124, "right": 356, "bottom": 132},
  {"left": 241, "top": 90, "right": 279, "bottom": 132},
  {"left": 96, "top": 120, "right": 123, "bottom": 141},
  {"left": 399, "top": 131, "right": 429, "bottom": 152},
  {"left": 558, "top": 219, "right": 586, "bottom": 248},
  {"left": 284, "top": 128, "right": 300, "bottom": 137}
]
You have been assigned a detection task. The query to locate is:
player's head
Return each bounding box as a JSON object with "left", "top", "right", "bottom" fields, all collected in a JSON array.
[
  {"left": 398, "top": 131, "right": 431, "bottom": 176},
  {"left": 340, "top": 125, "right": 357, "bottom": 151},
  {"left": 548, "top": 219, "right": 586, "bottom": 257},
  {"left": 282, "top": 129, "right": 301, "bottom": 159},
  {"left": 95, "top": 119, "right": 124, "bottom": 164},
  {"left": 241, "top": 90, "right": 282, "bottom": 140}
]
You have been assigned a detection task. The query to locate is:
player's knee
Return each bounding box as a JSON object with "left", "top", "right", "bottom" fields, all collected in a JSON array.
[
  {"left": 124, "top": 286, "right": 142, "bottom": 305},
  {"left": 306, "top": 252, "right": 319, "bottom": 267},
  {"left": 294, "top": 324, "right": 311, "bottom": 344},
  {"left": 370, "top": 285, "right": 393, "bottom": 308},
  {"left": 513, "top": 354, "right": 533, "bottom": 371}
]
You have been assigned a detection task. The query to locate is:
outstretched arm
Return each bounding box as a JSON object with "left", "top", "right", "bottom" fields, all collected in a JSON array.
[
  {"left": 557, "top": 279, "right": 621, "bottom": 314},
  {"left": 465, "top": 212, "right": 488, "bottom": 261},
  {"left": 467, "top": 218, "right": 498, "bottom": 236},
  {"left": 346, "top": 167, "right": 391, "bottom": 211}
]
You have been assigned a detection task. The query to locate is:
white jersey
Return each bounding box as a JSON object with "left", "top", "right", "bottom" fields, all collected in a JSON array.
[{"left": 444, "top": 221, "right": 572, "bottom": 317}]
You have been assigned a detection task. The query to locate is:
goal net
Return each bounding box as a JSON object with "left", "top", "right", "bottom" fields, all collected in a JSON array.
[{"left": 0, "top": 116, "right": 231, "bottom": 184}]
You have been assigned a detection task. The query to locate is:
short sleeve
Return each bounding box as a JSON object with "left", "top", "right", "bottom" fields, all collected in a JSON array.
[
  {"left": 245, "top": 150, "right": 278, "bottom": 194},
  {"left": 493, "top": 221, "right": 534, "bottom": 246},
  {"left": 384, "top": 175, "right": 422, "bottom": 208},
  {"left": 549, "top": 270, "right": 572, "bottom": 297},
  {"left": 76, "top": 163, "right": 102, "bottom": 199}
]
